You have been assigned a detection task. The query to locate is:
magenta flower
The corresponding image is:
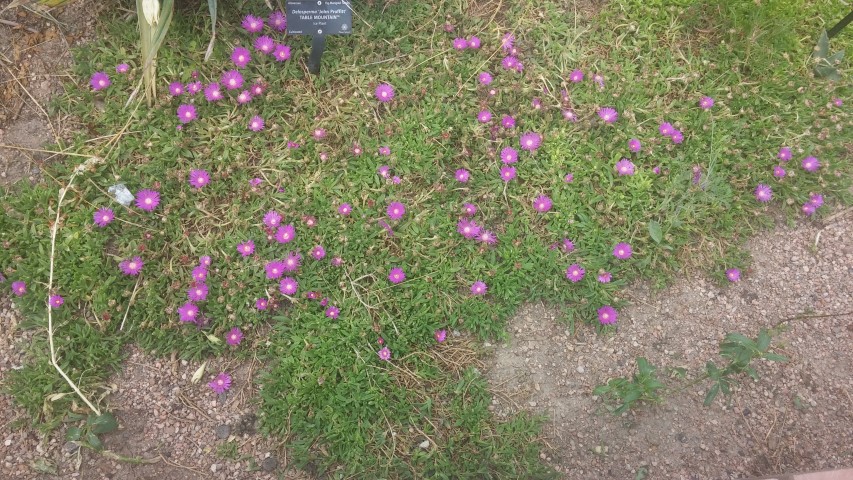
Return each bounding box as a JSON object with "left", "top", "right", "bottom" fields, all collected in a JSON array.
[
  {"left": 168, "top": 81, "right": 184, "bottom": 96},
  {"left": 237, "top": 240, "right": 255, "bottom": 257},
  {"left": 533, "top": 195, "right": 552, "bottom": 213},
  {"left": 501, "top": 32, "right": 514, "bottom": 51},
  {"left": 279, "top": 277, "right": 298, "bottom": 296},
  {"left": 562, "top": 109, "right": 577, "bottom": 122},
  {"left": 275, "top": 224, "right": 296, "bottom": 244},
  {"left": 377, "top": 346, "right": 392, "bottom": 361},
  {"left": 283, "top": 252, "right": 302, "bottom": 272},
  {"left": 176, "top": 104, "right": 197, "bottom": 124},
  {"left": 387, "top": 202, "right": 406, "bottom": 220},
  {"left": 263, "top": 211, "right": 282, "bottom": 228},
  {"left": 11, "top": 281, "right": 26, "bottom": 296},
  {"left": 468, "top": 36, "right": 481, "bottom": 49},
  {"left": 455, "top": 169, "right": 470, "bottom": 183},
  {"left": 118, "top": 256, "right": 144, "bottom": 276},
  {"left": 273, "top": 44, "right": 291, "bottom": 62},
  {"left": 338, "top": 203, "right": 352, "bottom": 216},
  {"left": 187, "top": 284, "right": 208, "bottom": 302},
  {"left": 93, "top": 208, "right": 115, "bottom": 227},
  {"left": 250, "top": 83, "right": 265, "bottom": 96},
  {"left": 375, "top": 83, "right": 395, "bottom": 102},
  {"left": 463, "top": 203, "right": 477, "bottom": 216},
  {"left": 392, "top": 176, "right": 401, "bottom": 184},
  {"left": 204, "top": 82, "right": 224, "bottom": 102},
  {"left": 457, "top": 219, "right": 480, "bottom": 239},
  {"left": 269, "top": 10, "right": 287, "bottom": 30},
  {"left": 178, "top": 302, "right": 199, "bottom": 323},
  {"left": 832, "top": 97, "right": 843, "bottom": 107},
  {"left": 615, "top": 159, "right": 635, "bottom": 176},
  {"left": 520, "top": 132, "right": 542, "bottom": 151},
  {"left": 242, "top": 14, "right": 264, "bottom": 32},
  {"left": 628, "top": 139, "right": 641, "bottom": 153},
  {"left": 501, "top": 115, "right": 516, "bottom": 129},
  {"left": 265, "top": 261, "right": 285, "bottom": 279},
  {"left": 598, "top": 271, "right": 612, "bottom": 283},
  {"left": 311, "top": 245, "right": 326, "bottom": 260},
  {"left": 389, "top": 267, "right": 406, "bottom": 284},
  {"left": 226, "top": 327, "right": 243, "bottom": 346},
  {"left": 254, "top": 35, "right": 275, "bottom": 54},
  {"left": 208, "top": 372, "right": 232, "bottom": 394},
  {"left": 564, "top": 173, "right": 574, "bottom": 183},
  {"left": 249, "top": 177, "right": 262, "bottom": 187},
  {"left": 598, "top": 107, "right": 618, "bottom": 123},
  {"left": 659, "top": 122, "right": 675, "bottom": 137},
  {"left": 116, "top": 63, "right": 129, "bottom": 74},
  {"left": 565, "top": 264, "right": 585, "bottom": 283},
  {"left": 531, "top": 97, "right": 542, "bottom": 110},
  {"left": 191, "top": 266, "right": 207, "bottom": 283},
  {"left": 809, "top": 193, "right": 824, "bottom": 208},
  {"left": 478, "top": 72, "right": 492, "bottom": 85},
  {"left": 613, "top": 242, "right": 633, "bottom": 260},
  {"left": 331, "top": 256, "right": 343, "bottom": 267},
  {"left": 477, "top": 110, "right": 492, "bottom": 123},
  {"left": 593, "top": 73, "right": 605, "bottom": 88},
  {"left": 312, "top": 128, "right": 327, "bottom": 141},
  {"left": 434, "top": 329, "right": 447, "bottom": 343},
  {"left": 256, "top": 298, "right": 269, "bottom": 311},
  {"left": 801, "top": 156, "right": 820, "bottom": 172},
  {"left": 754, "top": 184, "right": 772, "bottom": 202},
  {"left": 699, "top": 96, "right": 715, "bottom": 109},
  {"left": 470, "top": 281, "right": 487, "bottom": 296},
  {"left": 231, "top": 47, "right": 251, "bottom": 68},
  {"left": 778, "top": 147, "right": 792, "bottom": 162},
  {"left": 188, "top": 169, "right": 210, "bottom": 188},
  {"left": 773, "top": 166, "right": 786, "bottom": 178},
  {"left": 569, "top": 69, "right": 584, "bottom": 83},
  {"left": 725, "top": 268, "right": 741, "bottom": 282},
  {"left": 49, "top": 294, "right": 64, "bottom": 308},
  {"left": 378, "top": 146, "right": 391, "bottom": 156},
  {"left": 653, "top": 166, "right": 661, "bottom": 175},
  {"left": 478, "top": 230, "right": 497, "bottom": 245},
  {"left": 221, "top": 70, "right": 244, "bottom": 90},
  {"left": 352, "top": 144, "right": 363, "bottom": 156},
  {"left": 671, "top": 130, "right": 684, "bottom": 144},
  {"left": 199, "top": 255, "right": 212, "bottom": 267},
  {"left": 597, "top": 306, "right": 617, "bottom": 325},
  {"left": 500, "top": 147, "right": 518, "bottom": 164},
  {"left": 561, "top": 238, "right": 575, "bottom": 252},
  {"left": 135, "top": 189, "right": 160, "bottom": 211},
  {"left": 89, "top": 72, "right": 111, "bottom": 91},
  {"left": 453, "top": 38, "right": 468, "bottom": 50},
  {"left": 248, "top": 115, "right": 265, "bottom": 132},
  {"left": 500, "top": 166, "right": 516, "bottom": 182},
  {"left": 802, "top": 203, "right": 816, "bottom": 216},
  {"left": 185, "top": 81, "right": 201, "bottom": 95},
  {"left": 501, "top": 56, "right": 519, "bottom": 70},
  {"left": 325, "top": 305, "right": 340, "bottom": 319}
]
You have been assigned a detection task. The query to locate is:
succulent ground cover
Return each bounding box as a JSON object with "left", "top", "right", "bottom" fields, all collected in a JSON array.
[{"left": 0, "top": 0, "right": 850, "bottom": 477}]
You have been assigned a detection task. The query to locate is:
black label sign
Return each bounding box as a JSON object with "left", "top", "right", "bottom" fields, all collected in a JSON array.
[{"left": 286, "top": 0, "right": 353, "bottom": 35}]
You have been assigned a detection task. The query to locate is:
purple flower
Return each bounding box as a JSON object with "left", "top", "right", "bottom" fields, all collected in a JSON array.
[
  {"left": 263, "top": 211, "right": 282, "bottom": 228},
  {"left": 628, "top": 139, "right": 641, "bottom": 153},
  {"left": 135, "top": 189, "right": 160, "bottom": 211},
  {"left": 221, "top": 70, "right": 244, "bottom": 90},
  {"left": 251, "top": 83, "right": 265, "bottom": 96},
  {"left": 593, "top": 73, "right": 605, "bottom": 89},
  {"left": 531, "top": 98, "right": 543, "bottom": 111},
  {"left": 455, "top": 169, "right": 470, "bottom": 183},
  {"left": 392, "top": 176, "right": 401, "bottom": 184},
  {"left": 208, "top": 372, "right": 232, "bottom": 394},
  {"left": 519, "top": 132, "right": 542, "bottom": 151},
  {"left": 470, "top": 281, "right": 487, "bottom": 296},
  {"left": 188, "top": 169, "right": 210, "bottom": 188},
  {"left": 569, "top": 69, "right": 584, "bottom": 83},
  {"left": 500, "top": 166, "right": 516, "bottom": 182},
  {"left": 477, "top": 110, "right": 492, "bottom": 123},
  {"left": 613, "top": 242, "right": 633, "bottom": 260},
  {"left": 659, "top": 122, "right": 675, "bottom": 137},
  {"left": 501, "top": 56, "right": 519, "bottom": 70},
  {"left": 116, "top": 63, "right": 129, "bottom": 74},
  {"left": 191, "top": 266, "right": 207, "bottom": 283},
  {"left": 809, "top": 193, "right": 824, "bottom": 208},
  {"left": 375, "top": 83, "right": 395, "bottom": 102},
  {"left": 773, "top": 166, "right": 786, "bottom": 178},
  {"left": 242, "top": 14, "right": 264, "bottom": 33},
  {"left": 801, "top": 156, "right": 820, "bottom": 172},
  {"left": 377, "top": 346, "right": 392, "bottom": 361},
  {"left": 802, "top": 203, "right": 816, "bottom": 216},
  {"left": 266, "top": 261, "right": 285, "bottom": 279},
  {"left": 478, "top": 230, "right": 498, "bottom": 245},
  {"left": 248, "top": 115, "right": 265, "bottom": 132},
  {"left": 93, "top": 208, "right": 114, "bottom": 227},
  {"left": 453, "top": 38, "right": 468, "bottom": 50},
  {"left": 653, "top": 166, "right": 661, "bottom": 175},
  {"left": 237, "top": 240, "right": 255, "bottom": 257},
  {"left": 598, "top": 271, "right": 612, "bottom": 283},
  {"left": 463, "top": 203, "right": 477, "bottom": 216},
  {"left": 597, "top": 306, "right": 617, "bottom": 325},
  {"left": 565, "top": 264, "right": 585, "bottom": 283},
  {"left": 256, "top": 298, "right": 269, "bottom": 310},
  {"left": 562, "top": 238, "right": 575, "bottom": 252},
  {"left": 500, "top": 147, "right": 518, "bottom": 164},
  {"left": 387, "top": 202, "right": 406, "bottom": 220},
  {"left": 500, "top": 32, "right": 514, "bottom": 50},
  {"left": 338, "top": 203, "right": 353, "bottom": 216},
  {"left": 330, "top": 256, "right": 343, "bottom": 267},
  {"left": 832, "top": 97, "right": 843, "bottom": 107},
  {"left": 754, "top": 184, "right": 772, "bottom": 202},
  {"left": 564, "top": 173, "right": 574, "bottom": 183},
  {"left": 468, "top": 36, "right": 481, "bottom": 49},
  {"left": 178, "top": 302, "right": 199, "bottom": 323},
  {"left": 282, "top": 252, "right": 302, "bottom": 272},
  {"left": 249, "top": 177, "right": 262, "bottom": 187},
  {"left": 598, "top": 107, "right": 618, "bottom": 123},
  {"left": 671, "top": 130, "right": 684, "bottom": 144},
  {"left": 254, "top": 35, "right": 275, "bottom": 54},
  {"left": 226, "top": 327, "right": 243, "bottom": 346},
  {"left": 11, "top": 281, "right": 26, "bottom": 296},
  {"left": 435, "top": 329, "right": 447, "bottom": 343},
  {"left": 275, "top": 224, "right": 296, "bottom": 244},
  {"left": 699, "top": 96, "right": 715, "bottom": 109},
  {"left": 199, "top": 255, "right": 212, "bottom": 267},
  {"left": 168, "top": 81, "right": 184, "bottom": 96},
  {"left": 186, "top": 81, "right": 202, "bottom": 95},
  {"left": 177, "top": 104, "right": 197, "bottom": 124},
  {"left": 562, "top": 109, "right": 577, "bottom": 122},
  {"left": 204, "top": 82, "right": 223, "bottom": 102},
  {"left": 273, "top": 44, "right": 291, "bottom": 62},
  {"left": 378, "top": 146, "right": 391, "bottom": 156},
  {"left": 389, "top": 267, "right": 406, "bottom": 284},
  {"left": 478, "top": 72, "right": 492, "bottom": 85},
  {"left": 325, "top": 305, "right": 340, "bottom": 319},
  {"left": 725, "top": 268, "right": 741, "bottom": 282},
  {"left": 533, "top": 195, "right": 552, "bottom": 213},
  {"left": 501, "top": 115, "right": 516, "bottom": 129},
  {"left": 778, "top": 147, "right": 792, "bottom": 162},
  {"left": 279, "top": 277, "right": 298, "bottom": 296},
  {"left": 231, "top": 47, "right": 251, "bottom": 68},
  {"left": 311, "top": 245, "right": 326, "bottom": 260},
  {"left": 89, "top": 72, "right": 111, "bottom": 91},
  {"left": 269, "top": 10, "right": 287, "bottom": 31},
  {"left": 187, "top": 284, "right": 208, "bottom": 302},
  {"left": 615, "top": 159, "right": 635, "bottom": 176},
  {"left": 49, "top": 294, "right": 64, "bottom": 308},
  {"left": 457, "top": 219, "right": 480, "bottom": 239}
]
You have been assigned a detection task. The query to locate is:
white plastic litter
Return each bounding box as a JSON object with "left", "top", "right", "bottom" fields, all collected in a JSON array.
[{"left": 108, "top": 184, "right": 134, "bottom": 206}]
